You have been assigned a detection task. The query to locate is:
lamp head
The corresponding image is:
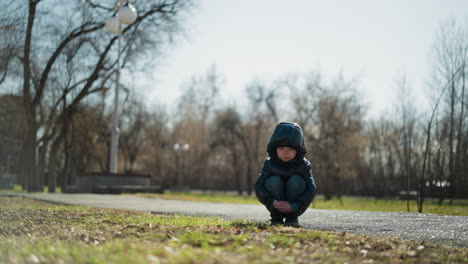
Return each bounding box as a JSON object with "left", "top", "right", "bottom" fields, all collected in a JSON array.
[{"left": 118, "top": 3, "right": 138, "bottom": 25}]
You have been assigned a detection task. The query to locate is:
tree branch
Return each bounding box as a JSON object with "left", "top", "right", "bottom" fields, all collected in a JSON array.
[
  {"left": 84, "top": 0, "right": 113, "bottom": 11},
  {"left": 33, "top": 23, "right": 104, "bottom": 107}
]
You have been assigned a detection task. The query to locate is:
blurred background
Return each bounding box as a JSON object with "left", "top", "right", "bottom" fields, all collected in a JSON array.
[{"left": 1, "top": 0, "right": 467, "bottom": 204}]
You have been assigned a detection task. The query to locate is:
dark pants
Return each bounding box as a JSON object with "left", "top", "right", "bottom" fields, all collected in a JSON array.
[{"left": 265, "top": 175, "right": 306, "bottom": 218}]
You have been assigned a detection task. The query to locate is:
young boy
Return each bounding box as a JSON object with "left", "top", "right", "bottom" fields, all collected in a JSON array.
[{"left": 254, "top": 122, "right": 317, "bottom": 226}]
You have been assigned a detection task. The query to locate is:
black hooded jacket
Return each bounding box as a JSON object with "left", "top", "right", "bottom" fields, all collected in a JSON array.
[{"left": 254, "top": 122, "right": 317, "bottom": 216}]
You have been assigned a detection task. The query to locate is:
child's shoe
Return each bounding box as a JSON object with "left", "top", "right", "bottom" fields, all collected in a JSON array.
[
  {"left": 285, "top": 216, "right": 299, "bottom": 227},
  {"left": 270, "top": 218, "right": 284, "bottom": 226}
]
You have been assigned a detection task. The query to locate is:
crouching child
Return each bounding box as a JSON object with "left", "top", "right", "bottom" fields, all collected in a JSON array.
[{"left": 254, "top": 122, "right": 317, "bottom": 226}]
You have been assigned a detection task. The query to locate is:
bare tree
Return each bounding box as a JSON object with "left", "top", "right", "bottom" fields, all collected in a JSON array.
[
  {"left": 420, "top": 65, "right": 464, "bottom": 212},
  {"left": 173, "top": 65, "right": 223, "bottom": 189},
  {"left": 4, "top": 0, "right": 194, "bottom": 191},
  {"left": 176, "top": 64, "right": 222, "bottom": 122},
  {"left": 139, "top": 107, "right": 172, "bottom": 187},
  {"left": 364, "top": 118, "right": 398, "bottom": 196},
  {"left": 293, "top": 74, "right": 365, "bottom": 201},
  {"left": 393, "top": 72, "right": 419, "bottom": 211},
  {"left": 245, "top": 80, "right": 278, "bottom": 184},
  {"left": 286, "top": 73, "right": 321, "bottom": 131},
  {"left": 427, "top": 17, "right": 468, "bottom": 204},
  {"left": 212, "top": 107, "right": 244, "bottom": 194},
  {"left": 212, "top": 106, "right": 254, "bottom": 194},
  {"left": 120, "top": 95, "right": 149, "bottom": 174},
  {"left": 0, "top": 0, "right": 24, "bottom": 88}
]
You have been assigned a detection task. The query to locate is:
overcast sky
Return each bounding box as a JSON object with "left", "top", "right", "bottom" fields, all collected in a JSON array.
[{"left": 136, "top": 0, "right": 468, "bottom": 119}]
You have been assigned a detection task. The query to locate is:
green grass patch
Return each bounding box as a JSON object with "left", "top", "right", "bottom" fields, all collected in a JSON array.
[
  {"left": 1, "top": 197, "right": 467, "bottom": 264},
  {"left": 136, "top": 192, "right": 468, "bottom": 216},
  {"left": 0, "top": 184, "right": 24, "bottom": 193},
  {"left": 0, "top": 184, "right": 63, "bottom": 193},
  {"left": 135, "top": 191, "right": 260, "bottom": 204},
  {"left": 311, "top": 196, "right": 468, "bottom": 216}
]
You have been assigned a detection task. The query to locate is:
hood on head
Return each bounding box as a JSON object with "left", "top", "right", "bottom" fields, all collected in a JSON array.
[{"left": 267, "top": 122, "right": 307, "bottom": 162}]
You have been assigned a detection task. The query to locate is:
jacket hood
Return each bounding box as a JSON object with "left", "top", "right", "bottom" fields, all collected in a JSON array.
[{"left": 267, "top": 122, "right": 307, "bottom": 163}]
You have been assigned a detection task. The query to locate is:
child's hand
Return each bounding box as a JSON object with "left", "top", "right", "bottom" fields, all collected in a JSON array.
[{"left": 273, "top": 200, "right": 292, "bottom": 213}]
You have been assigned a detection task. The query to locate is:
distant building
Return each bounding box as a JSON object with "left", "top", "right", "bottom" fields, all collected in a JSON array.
[{"left": 0, "top": 94, "right": 27, "bottom": 183}]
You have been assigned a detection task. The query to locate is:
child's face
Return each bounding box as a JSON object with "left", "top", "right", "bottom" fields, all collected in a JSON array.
[{"left": 276, "top": 146, "right": 297, "bottom": 162}]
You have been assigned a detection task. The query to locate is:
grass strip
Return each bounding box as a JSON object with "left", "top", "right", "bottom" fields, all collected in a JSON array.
[
  {"left": 135, "top": 192, "right": 468, "bottom": 216},
  {"left": 1, "top": 197, "right": 467, "bottom": 264}
]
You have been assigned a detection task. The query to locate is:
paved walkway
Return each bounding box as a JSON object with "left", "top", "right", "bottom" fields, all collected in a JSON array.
[{"left": 2, "top": 193, "right": 467, "bottom": 247}]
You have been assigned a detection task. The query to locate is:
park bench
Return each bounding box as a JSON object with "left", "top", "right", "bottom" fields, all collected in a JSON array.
[
  {"left": 65, "top": 173, "right": 164, "bottom": 194},
  {"left": 93, "top": 184, "right": 164, "bottom": 194},
  {"left": 0, "top": 174, "right": 14, "bottom": 189},
  {"left": 398, "top": 190, "right": 419, "bottom": 200}
]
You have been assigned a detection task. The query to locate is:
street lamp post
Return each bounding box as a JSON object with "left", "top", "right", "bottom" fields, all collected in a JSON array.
[
  {"left": 174, "top": 143, "right": 189, "bottom": 190},
  {"left": 105, "top": 1, "right": 137, "bottom": 174}
]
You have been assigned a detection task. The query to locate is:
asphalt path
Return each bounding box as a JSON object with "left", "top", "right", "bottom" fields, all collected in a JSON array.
[{"left": 2, "top": 193, "right": 467, "bottom": 247}]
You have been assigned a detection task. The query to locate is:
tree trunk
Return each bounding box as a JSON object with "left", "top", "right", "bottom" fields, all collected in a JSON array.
[
  {"left": 37, "top": 139, "right": 50, "bottom": 190},
  {"left": 20, "top": 0, "right": 39, "bottom": 192},
  {"left": 48, "top": 134, "right": 63, "bottom": 193},
  {"left": 453, "top": 63, "right": 465, "bottom": 201},
  {"left": 233, "top": 129, "right": 253, "bottom": 195},
  {"left": 19, "top": 126, "right": 40, "bottom": 192},
  {"left": 448, "top": 80, "right": 456, "bottom": 202},
  {"left": 229, "top": 148, "right": 241, "bottom": 195},
  {"left": 246, "top": 160, "right": 253, "bottom": 195}
]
